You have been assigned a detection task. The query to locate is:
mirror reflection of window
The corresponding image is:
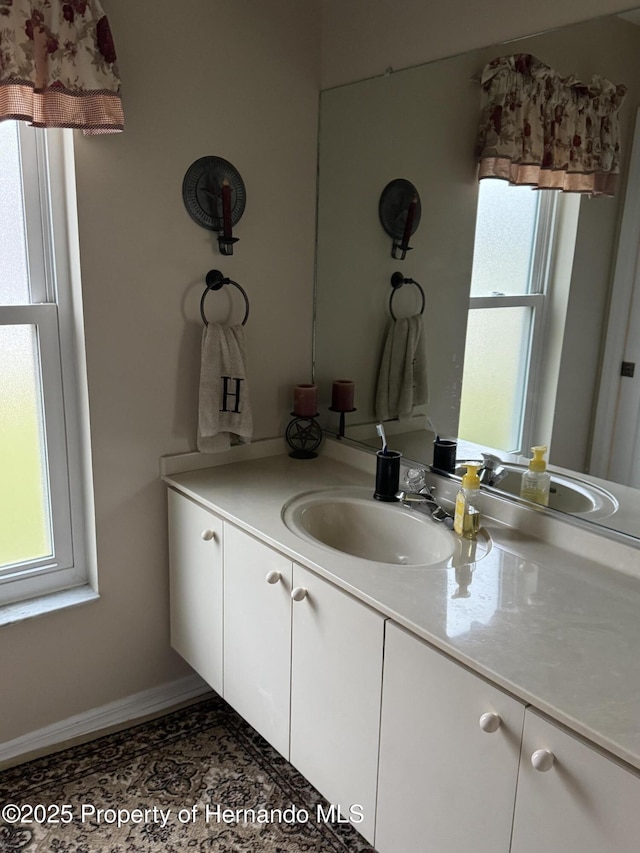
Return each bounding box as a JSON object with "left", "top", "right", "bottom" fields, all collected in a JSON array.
[{"left": 458, "top": 180, "right": 579, "bottom": 456}]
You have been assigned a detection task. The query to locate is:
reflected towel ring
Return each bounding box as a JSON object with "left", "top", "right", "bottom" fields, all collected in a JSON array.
[
  {"left": 389, "top": 271, "right": 425, "bottom": 320},
  {"left": 200, "top": 269, "right": 250, "bottom": 326}
]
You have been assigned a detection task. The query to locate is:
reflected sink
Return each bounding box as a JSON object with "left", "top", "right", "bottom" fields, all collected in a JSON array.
[
  {"left": 282, "top": 487, "right": 490, "bottom": 568},
  {"left": 476, "top": 465, "right": 618, "bottom": 519}
]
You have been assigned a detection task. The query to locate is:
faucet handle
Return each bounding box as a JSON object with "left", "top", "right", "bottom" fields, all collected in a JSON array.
[{"left": 403, "top": 467, "right": 427, "bottom": 490}]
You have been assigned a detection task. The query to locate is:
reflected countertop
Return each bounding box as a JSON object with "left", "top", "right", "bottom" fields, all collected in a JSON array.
[
  {"left": 163, "top": 443, "right": 640, "bottom": 773},
  {"left": 350, "top": 425, "right": 640, "bottom": 539}
]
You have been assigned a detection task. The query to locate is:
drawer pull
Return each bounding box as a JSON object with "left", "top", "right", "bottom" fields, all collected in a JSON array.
[
  {"left": 265, "top": 570, "right": 282, "bottom": 585},
  {"left": 291, "top": 587, "right": 308, "bottom": 602},
  {"left": 531, "top": 749, "right": 555, "bottom": 772},
  {"left": 200, "top": 529, "right": 216, "bottom": 541},
  {"left": 479, "top": 712, "right": 501, "bottom": 733}
]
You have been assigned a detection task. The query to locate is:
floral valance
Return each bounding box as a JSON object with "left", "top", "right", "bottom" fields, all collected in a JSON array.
[
  {"left": 476, "top": 54, "right": 626, "bottom": 195},
  {"left": 0, "top": 0, "right": 123, "bottom": 135}
]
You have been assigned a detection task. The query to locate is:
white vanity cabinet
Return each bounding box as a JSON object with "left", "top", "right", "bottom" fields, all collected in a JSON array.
[
  {"left": 376, "top": 621, "right": 525, "bottom": 853},
  {"left": 223, "top": 523, "right": 293, "bottom": 759},
  {"left": 222, "top": 524, "right": 384, "bottom": 844},
  {"left": 511, "top": 709, "right": 640, "bottom": 853},
  {"left": 290, "top": 563, "right": 384, "bottom": 844},
  {"left": 167, "top": 475, "right": 640, "bottom": 853},
  {"left": 377, "top": 622, "right": 640, "bottom": 853},
  {"left": 168, "top": 489, "right": 224, "bottom": 695}
]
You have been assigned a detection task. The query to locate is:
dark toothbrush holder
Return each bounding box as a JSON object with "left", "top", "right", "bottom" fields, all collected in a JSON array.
[
  {"left": 374, "top": 450, "right": 402, "bottom": 502},
  {"left": 432, "top": 438, "right": 457, "bottom": 474}
]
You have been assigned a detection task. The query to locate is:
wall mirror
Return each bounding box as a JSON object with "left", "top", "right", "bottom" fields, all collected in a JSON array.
[{"left": 313, "top": 8, "right": 640, "bottom": 540}]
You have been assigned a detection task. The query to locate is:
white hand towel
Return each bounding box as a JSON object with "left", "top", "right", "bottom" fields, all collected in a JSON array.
[
  {"left": 375, "top": 313, "right": 428, "bottom": 421},
  {"left": 197, "top": 323, "right": 253, "bottom": 452}
]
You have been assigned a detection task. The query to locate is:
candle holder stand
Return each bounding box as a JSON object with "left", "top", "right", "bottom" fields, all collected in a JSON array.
[
  {"left": 329, "top": 407, "right": 357, "bottom": 439},
  {"left": 217, "top": 235, "right": 239, "bottom": 256},
  {"left": 391, "top": 237, "right": 413, "bottom": 261},
  {"left": 286, "top": 414, "right": 323, "bottom": 459}
]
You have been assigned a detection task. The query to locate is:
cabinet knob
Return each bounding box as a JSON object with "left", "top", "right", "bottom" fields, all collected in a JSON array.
[
  {"left": 200, "top": 529, "right": 216, "bottom": 541},
  {"left": 265, "top": 570, "right": 282, "bottom": 585},
  {"left": 479, "top": 712, "right": 502, "bottom": 733},
  {"left": 531, "top": 748, "right": 555, "bottom": 772},
  {"left": 291, "top": 587, "right": 308, "bottom": 602}
]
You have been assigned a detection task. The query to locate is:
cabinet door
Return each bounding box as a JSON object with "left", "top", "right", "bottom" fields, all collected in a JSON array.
[
  {"left": 224, "top": 523, "right": 293, "bottom": 759},
  {"left": 290, "top": 564, "right": 384, "bottom": 845},
  {"left": 511, "top": 709, "right": 640, "bottom": 853},
  {"left": 168, "top": 489, "right": 223, "bottom": 695},
  {"left": 376, "top": 622, "right": 525, "bottom": 853}
]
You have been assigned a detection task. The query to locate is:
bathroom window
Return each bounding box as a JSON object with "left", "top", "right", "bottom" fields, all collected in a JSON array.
[
  {"left": 458, "top": 180, "right": 558, "bottom": 454},
  {"left": 0, "top": 121, "right": 93, "bottom": 607}
]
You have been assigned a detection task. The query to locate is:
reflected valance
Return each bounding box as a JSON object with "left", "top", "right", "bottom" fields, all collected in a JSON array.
[
  {"left": 476, "top": 54, "right": 626, "bottom": 195},
  {"left": 0, "top": 0, "right": 123, "bottom": 135}
]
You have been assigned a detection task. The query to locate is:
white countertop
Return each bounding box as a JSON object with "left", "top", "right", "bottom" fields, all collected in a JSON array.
[{"left": 163, "top": 445, "right": 640, "bottom": 774}]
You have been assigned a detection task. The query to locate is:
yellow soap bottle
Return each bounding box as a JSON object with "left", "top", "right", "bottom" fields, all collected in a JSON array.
[
  {"left": 454, "top": 463, "right": 481, "bottom": 540},
  {"left": 520, "top": 446, "right": 551, "bottom": 506}
]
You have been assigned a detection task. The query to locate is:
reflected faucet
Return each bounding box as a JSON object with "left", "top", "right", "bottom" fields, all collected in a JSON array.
[{"left": 478, "top": 453, "right": 508, "bottom": 488}]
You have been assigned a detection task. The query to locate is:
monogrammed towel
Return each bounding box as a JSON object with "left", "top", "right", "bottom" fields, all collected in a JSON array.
[{"left": 197, "top": 323, "right": 253, "bottom": 452}]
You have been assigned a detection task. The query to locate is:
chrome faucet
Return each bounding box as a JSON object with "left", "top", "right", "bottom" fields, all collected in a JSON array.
[
  {"left": 478, "top": 453, "right": 508, "bottom": 488},
  {"left": 396, "top": 472, "right": 454, "bottom": 528}
]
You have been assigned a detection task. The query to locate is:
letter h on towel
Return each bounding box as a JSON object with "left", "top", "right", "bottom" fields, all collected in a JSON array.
[{"left": 198, "top": 323, "right": 253, "bottom": 452}]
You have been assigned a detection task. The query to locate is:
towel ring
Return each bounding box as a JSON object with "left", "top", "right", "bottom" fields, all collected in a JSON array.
[
  {"left": 389, "top": 271, "right": 425, "bottom": 320},
  {"left": 200, "top": 269, "right": 250, "bottom": 326}
]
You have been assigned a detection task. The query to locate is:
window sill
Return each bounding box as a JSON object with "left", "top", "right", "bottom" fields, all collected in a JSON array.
[{"left": 0, "top": 585, "right": 100, "bottom": 627}]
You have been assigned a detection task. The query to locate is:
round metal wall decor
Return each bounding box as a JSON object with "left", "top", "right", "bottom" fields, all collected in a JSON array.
[
  {"left": 182, "top": 156, "right": 246, "bottom": 232},
  {"left": 379, "top": 178, "right": 421, "bottom": 240}
]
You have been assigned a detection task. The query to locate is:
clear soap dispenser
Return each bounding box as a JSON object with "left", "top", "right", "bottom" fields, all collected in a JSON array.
[
  {"left": 520, "top": 446, "right": 551, "bottom": 506},
  {"left": 454, "top": 463, "right": 481, "bottom": 540}
]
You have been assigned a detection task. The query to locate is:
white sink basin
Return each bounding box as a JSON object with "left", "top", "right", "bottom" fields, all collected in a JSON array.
[{"left": 282, "top": 487, "right": 489, "bottom": 568}]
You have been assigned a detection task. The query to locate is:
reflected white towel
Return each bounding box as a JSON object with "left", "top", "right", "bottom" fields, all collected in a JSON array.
[
  {"left": 375, "top": 314, "right": 428, "bottom": 421},
  {"left": 197, "top": 323, "right": 253, "bottom": 452}
]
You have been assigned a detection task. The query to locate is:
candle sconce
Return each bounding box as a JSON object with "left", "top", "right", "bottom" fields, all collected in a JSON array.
[
  {"left": 379, "top": 178, "right": 421, "bottom": 260},
  {"left": 182, "top": 156, "right": 246, "bottom": 256}
]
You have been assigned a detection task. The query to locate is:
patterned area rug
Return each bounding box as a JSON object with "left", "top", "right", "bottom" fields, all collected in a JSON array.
[{"left": 0, "top": 695, "right": 376, "bottom": 852}]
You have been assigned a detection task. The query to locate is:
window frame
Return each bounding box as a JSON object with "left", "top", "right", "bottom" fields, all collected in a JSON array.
[
  {"left": 0, "top": 122, "right": 94, "bottom": 606},
  {"left": 461, "top": 186, "right": 558, "bottom": 456}
]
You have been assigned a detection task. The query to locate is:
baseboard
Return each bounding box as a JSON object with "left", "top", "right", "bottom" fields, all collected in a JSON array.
[{"left": 0, "top": 673, "right": 212, "bottom": 768}]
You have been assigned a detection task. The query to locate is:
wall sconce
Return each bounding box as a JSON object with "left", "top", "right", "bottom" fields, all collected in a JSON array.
[
  {"left": 379, "top": 179, "right": 422, "bottom": 260},
  {"left": 182, "top": 156, "right": 246, "bottom": 256}
]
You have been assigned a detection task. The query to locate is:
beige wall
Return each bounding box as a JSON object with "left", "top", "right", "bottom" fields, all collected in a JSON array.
[
  {"left": 1, "top": 0, "right": 320, "bottom": 745},
  {"left": 321, "top": 0, "right": 635, "bottom": 88},
  {"left": 2, "top": 0, "right": 635, "bottom": 749}
]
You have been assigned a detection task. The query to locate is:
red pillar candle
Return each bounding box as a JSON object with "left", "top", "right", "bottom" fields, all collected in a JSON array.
[
  {"left": 221, "top": 179, "right": 232, "bottom": 239},
  {"left": 331, "top": 379, "right": 355, "bottom": 412},
  {"left": 293, "top": 384, "right": 318, "bottom": 417},
  {"left": 402, "top": 196, "right": 417, "bottom": 247}
]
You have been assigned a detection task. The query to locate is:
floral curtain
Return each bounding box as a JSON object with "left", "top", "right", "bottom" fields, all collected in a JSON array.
[
  {"left": 0, "top": 0, "right": 123, "bottom": 134},
  {"left": 476, "top": 54, "right": 626, "bottom": 195}
]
